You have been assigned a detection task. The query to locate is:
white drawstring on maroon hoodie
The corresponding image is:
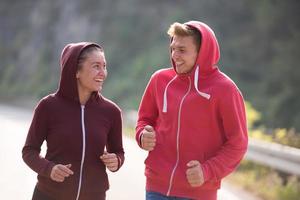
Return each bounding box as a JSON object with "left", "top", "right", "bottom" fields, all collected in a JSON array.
[{"left": 162, "top": 65, "right": 210, "bottom": 113}]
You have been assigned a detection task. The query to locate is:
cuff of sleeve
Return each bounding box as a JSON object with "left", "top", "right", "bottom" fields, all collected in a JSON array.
[
  {"left": 201, "top": 163, "right": 211, "bottom": 182},
  {"left": 117, "top": 155, "right": 121, "bottom": 169},
  {"left": 111, "top": 154, "right": 122, "bottom": 172},
  {"left": 135, "top": 127, "right": 144, "bottom": 148},
  {"left": 45, "top": 161, "right": 56, "bottom": 178},
  {"left": 139, "top": 132, "right": 144, "bottom": 148}
]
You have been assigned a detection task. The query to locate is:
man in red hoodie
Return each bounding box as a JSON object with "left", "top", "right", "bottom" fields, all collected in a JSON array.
[{"left": 135, "top": 21, "right": 248, "bottom": 200}]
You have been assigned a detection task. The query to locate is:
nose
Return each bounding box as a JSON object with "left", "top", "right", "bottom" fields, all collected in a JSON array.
[
  {"left": 97, "top": 68, "right": 103, "bottom": 74},
  {"left": 97, "top": 67, "right": 107, "bottom": 77},
  {"left": 172, "top": 50, "right": 179, "bottom": 60}
]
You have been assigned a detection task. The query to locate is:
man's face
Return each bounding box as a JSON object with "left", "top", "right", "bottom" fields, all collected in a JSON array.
[{"left": 170, "top": 35, "right": 198, "bottom": 74}]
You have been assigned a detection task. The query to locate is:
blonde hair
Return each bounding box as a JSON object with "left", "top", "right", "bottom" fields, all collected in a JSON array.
[{"left": 167, "top": 22, "right": 201, "bottom": 51}]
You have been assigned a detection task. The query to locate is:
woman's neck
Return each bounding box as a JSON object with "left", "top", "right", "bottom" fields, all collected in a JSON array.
[{"left": 78, "top": 89, "right": 91, "bottom": 105}]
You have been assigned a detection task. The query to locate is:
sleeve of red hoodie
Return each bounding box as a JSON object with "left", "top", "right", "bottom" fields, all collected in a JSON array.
[
  {"left": 135, "top": 73, "right": 159, "bottom": 147},
  {"left": 201, "top": 85, "right": 248, "bottom": 182},
  {"left": 106, "top": 108, "right": 125, "bottom": 171},
  {"left": 22, "top": 99, "right": 56, "bottom": 178}
]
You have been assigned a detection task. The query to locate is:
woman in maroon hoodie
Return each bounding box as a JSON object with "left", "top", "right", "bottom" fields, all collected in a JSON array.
[{"left": 22, "top": 42, "right": 124, "bottom": 200}]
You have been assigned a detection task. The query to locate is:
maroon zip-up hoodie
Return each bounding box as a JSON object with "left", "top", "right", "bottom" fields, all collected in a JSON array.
[{"left": 22, "top": 42, "right": 124, "bottom": 200}]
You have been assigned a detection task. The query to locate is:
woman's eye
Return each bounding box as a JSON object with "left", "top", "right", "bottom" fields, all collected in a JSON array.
[{"left": 93, "top": 64, "right": 107, "bottom": 70}]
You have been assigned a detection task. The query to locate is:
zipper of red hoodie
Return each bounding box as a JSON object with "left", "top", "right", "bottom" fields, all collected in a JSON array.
[
  {"left": 75, "top": 105, "right": 86, "bottom": 200},
  {"left": 166, "top": 76, "right": 192, "bottom": 196}
]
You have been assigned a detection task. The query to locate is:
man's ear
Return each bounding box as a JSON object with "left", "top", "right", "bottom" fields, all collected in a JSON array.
[{"left": 76, "top": 71, "right": 80, "bottom": 79}]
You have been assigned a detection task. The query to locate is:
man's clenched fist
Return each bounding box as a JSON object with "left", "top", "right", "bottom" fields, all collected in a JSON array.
[
  {"left": 186, "top": 160, "right": 204, "bottom": 187},
  {"left": 141, "top": 125, "right": 156, "bottom": 151}
]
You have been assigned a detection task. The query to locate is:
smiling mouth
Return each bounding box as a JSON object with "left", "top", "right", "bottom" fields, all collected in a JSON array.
[
  {"left": 175, "top": 62, "right": 184, "bottom": 67},
  {"left": 95, "top": 78, "right": 104, "bottom": 82}
]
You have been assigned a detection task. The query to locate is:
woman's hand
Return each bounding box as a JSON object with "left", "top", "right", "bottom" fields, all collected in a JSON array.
[
  {"left": 100, "top": 152, "right": 119, "bottom": 172},
  {"left": 50, "top": 164, "right": 74, "bottom": 182}
]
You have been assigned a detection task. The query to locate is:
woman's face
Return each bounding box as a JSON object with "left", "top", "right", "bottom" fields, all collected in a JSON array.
[{"left": 76, "top": 50, "right": 107, "bottom": 94}]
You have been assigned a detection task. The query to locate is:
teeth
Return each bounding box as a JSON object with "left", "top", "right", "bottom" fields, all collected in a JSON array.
[{"left": 95, "top": 79, "right": 103, "bottom": 82}]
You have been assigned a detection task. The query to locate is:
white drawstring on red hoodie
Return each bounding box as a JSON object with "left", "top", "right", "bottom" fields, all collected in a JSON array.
[
  {"left": 194, "top": 65, "right": 211, "bottom": 99},
  {"left": 162, "top": 65, "right": 210, "bottom": 113},
  {"left": 162, "top": 75, "right": 177, "bottom": 113}
]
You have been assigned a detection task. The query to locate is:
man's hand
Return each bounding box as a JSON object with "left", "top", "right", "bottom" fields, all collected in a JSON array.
[
  {"left": 186, "top": 160, "right": 204, "bottom": 187},
  {"left": 50, "top": 164, "right": 73, "bottom": 182},
  {"left": 100, "top": 152, "right": 119, "bottom": 172},
  {"left": 141, "top": 125, "right": 156, "bottom": 151}
]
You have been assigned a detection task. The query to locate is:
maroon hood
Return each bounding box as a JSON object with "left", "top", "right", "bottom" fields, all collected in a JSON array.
[{"left": 56, "top": 42, "right": 102, "bottom": 102}]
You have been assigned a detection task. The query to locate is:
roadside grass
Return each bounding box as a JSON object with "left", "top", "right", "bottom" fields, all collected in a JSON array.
[{"left": 226, "top": 160, "right": 300, "bottom": 200}]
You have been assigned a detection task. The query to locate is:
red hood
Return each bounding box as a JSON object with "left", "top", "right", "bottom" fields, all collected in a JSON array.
[{"left": 171, "top": 21, "right": 220, "bottom": 78}]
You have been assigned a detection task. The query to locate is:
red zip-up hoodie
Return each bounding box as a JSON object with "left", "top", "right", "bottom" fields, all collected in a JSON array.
[
  {"left": 22, "top": 42, "right": 124, "bottom": 200},
  {"left": 136, "top": 21, "right": 248, "bottom": 199}
]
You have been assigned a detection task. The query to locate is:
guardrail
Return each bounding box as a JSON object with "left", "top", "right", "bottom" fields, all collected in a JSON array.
[{"left": 246, "top": 139, "right": 300, "bottom": 176}]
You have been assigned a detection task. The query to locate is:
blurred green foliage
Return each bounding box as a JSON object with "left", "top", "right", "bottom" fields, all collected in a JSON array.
[{"left": 1, "top": 0, "right": 299, "bottom": 133}]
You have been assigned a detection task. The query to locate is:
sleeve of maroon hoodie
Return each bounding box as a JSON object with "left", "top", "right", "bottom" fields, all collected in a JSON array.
[
  {"left": 22, "top": 99, "right": 56, "bottom": 177},
  {"left": 135, "top": 73, "right": 159, "bottom": 147},
  {"left": 106, "top": 108, "right": 125, "bottom": 171},
  {"left": 201, "top": 86, "right": 248, "bottom": 182}
]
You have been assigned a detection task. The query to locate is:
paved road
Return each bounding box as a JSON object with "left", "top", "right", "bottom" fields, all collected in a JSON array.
[{"left": 0, "top": 104, "right": 259, "bottom": 200}]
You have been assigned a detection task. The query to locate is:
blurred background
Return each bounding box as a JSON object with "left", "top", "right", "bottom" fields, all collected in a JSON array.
[{"left": 0, "top": 0, "right": 299, "bottom": 199}]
